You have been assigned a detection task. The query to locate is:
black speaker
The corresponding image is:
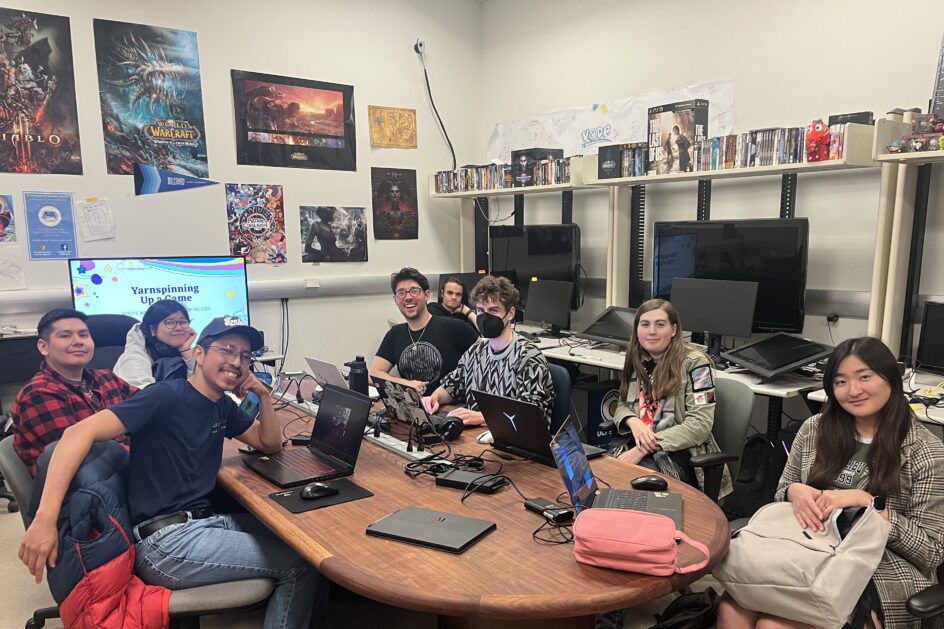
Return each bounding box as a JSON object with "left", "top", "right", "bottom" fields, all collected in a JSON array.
[{"left": 571, "top": 379, "right": 621, "bottom": 448}]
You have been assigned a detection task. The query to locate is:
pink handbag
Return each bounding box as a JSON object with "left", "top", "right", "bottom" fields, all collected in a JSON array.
[{"left": 573, "top": 508, "right": 710, "bottom": 576}]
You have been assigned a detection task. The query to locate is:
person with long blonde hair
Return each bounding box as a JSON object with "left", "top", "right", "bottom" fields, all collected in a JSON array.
[{"left": 606, "top": 299, "right": 731, "bottom": 494}]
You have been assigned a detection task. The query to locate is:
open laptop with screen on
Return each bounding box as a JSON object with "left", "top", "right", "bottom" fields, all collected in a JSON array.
[
  {"left": 472, "top": 390, "right": 605, "bottom": 466},
  {"left": 243, "top": 384, "right": 371, "bottom": 488},
  {"left": 550, "top": 419, "right": 683, "bottom": 528}
]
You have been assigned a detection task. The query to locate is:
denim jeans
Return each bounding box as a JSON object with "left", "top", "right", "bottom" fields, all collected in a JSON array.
[{"left": 134, "top": 512, "right": 328, "bottom": 629}]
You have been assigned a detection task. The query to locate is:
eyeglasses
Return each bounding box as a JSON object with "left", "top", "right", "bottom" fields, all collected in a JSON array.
[
  {"left": 207, "top": 344, "right": 253, "bottom": 363},
  {"left": 394, "top": 287, "right": 424, "bottom": 299},
  {"left": 160, "top": 317, "right": 191, "bottom": 330}
]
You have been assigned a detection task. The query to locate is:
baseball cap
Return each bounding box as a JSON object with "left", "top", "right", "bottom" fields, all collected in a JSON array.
[{"left": 197, "top": 316, "right": 263, "bottom": 351}]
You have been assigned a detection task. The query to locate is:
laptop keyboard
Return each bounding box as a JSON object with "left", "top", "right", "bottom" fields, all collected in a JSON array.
[
  {"left": 275, "top": 448, "right": 336, "bottom": 477},
  {"left": 597, "top": 489, "right": 648, "bottom": 510}
]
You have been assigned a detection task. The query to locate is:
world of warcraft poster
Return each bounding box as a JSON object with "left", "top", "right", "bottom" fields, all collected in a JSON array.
[
  {"left": 231, "top": 69, "right": 356, "bottom": 171},
  {"left": 94, "top": 19, "right": 208, "bottom": 177},
  {"left": 0, "top": 9, "right": 82, "bottom": 175}
]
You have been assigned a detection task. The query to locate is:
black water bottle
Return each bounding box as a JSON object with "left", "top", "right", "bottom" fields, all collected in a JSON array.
[{"left": 345, "top": 355, "right": 369, "bottom": 397}]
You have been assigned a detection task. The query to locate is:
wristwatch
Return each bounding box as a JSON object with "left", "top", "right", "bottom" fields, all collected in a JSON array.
[{"left": 871, "top": 495, "right": 887, "bottom": 511}]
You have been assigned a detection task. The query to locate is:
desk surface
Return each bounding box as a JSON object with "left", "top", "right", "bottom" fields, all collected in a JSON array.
[{"left": 218, "top": 415, "right": 729, "bottom": 626}]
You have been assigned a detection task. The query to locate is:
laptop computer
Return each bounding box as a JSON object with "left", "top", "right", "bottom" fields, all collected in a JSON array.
[
  {"left": 244, "top": 384, "right": 372, "bottom": 488},
  {"left": 550, "top": 419, "right": 683, "bottom": 528},
  {"left": 365, "top": 506, "right": 496, "bottom": 554},
  {"left": 304, "top": 357, "right": 349, "bottom": 389},
  {"left": 472, "top": 390, "right": 605, "bottom": 466},
  {"left": 373, "top": 377, "right": 452, "bottom": 425}
]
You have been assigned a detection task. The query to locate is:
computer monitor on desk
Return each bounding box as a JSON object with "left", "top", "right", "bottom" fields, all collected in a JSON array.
[
  {"left": 670, "top": 278, "right": 758, "bottom": 360},
  {"left": 524, "top": 279, "right": 574, "bottom": 337},
  {"left": 573, "top": 306, "right": 635, "bottom": 347},
  {"left": 917, "top": 301, "right": 944, "bottom": 376}
]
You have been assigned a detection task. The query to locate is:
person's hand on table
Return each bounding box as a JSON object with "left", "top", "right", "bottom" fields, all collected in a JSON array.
[{"left": 446, "top": 407, "right": 485, "bottom": 426}]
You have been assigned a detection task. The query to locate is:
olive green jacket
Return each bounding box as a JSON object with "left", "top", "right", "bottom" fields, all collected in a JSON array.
[{"left": 608, "top": 349, "right": 733, "bottom": 498}]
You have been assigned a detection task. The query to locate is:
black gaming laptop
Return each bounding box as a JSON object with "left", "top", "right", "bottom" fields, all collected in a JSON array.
[
  {"left": 366, "top": 507, "right": 496, "bottom": 553},
  {"left": 244, "top": 384, "right": 371, "bottom": 488},
  {"left": 472, "top": 390, "right": 605, "bottom": 466}
]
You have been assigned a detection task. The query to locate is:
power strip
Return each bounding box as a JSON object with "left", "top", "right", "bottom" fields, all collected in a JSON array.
[{"left": 365, "top": 431, "right": 452, "bottom": 465}]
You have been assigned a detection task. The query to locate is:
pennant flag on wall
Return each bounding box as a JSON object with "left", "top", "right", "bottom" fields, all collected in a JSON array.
[{"left": 133, "top": 163, "right": 218, "bottom": 195}]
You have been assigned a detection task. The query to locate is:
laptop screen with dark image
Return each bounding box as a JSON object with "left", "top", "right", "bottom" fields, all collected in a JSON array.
[
  {"left": 550, "top": 421, "right": 597, "bottom": 512},
  {"left": 310, "top": 385, "right": 371, "bottom": 465}
]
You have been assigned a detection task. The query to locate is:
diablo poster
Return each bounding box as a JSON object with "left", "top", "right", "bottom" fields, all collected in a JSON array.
[
  {"left": 225, "top": 183, "right": 286, "bottom": 265},
  {"left": 94, "top": 19, "right": 208, "bottom": 176},
  {"left": 371, "top": 167, "right": 418, "bottom": 240},
  {"left": 0, "top": 9, "right": 82, "bottom": 174}
]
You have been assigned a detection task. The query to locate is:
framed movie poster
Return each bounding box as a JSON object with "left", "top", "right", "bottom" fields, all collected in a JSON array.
[
  {"left": 0, "top": 9, "right": 83, "bottom": 174},
  {"left": 300, "top": 206, "right": 367, "bottom": 263},
  {"left": 371, "top": 167, "right": 418, "bottom": 240},
  {"left": 231, "top": 70, "right": 356, "bottom": 171}
]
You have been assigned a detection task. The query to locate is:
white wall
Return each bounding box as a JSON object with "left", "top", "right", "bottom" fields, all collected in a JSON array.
[
  {"left": 478, "top": 0, "right": 944, "bottom": 345},
  {"left": 1, "top": 0, "right": 483, "bottom": 370}
]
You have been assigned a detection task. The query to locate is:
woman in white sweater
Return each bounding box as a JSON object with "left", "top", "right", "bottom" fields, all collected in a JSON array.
[{"left": 113, "top": 299, "right": 196, "bottom": 387}]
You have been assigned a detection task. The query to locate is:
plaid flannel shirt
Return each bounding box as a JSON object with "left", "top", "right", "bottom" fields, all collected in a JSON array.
[{"left": 11, "top": 363, "right": 137, "bottom": 475}]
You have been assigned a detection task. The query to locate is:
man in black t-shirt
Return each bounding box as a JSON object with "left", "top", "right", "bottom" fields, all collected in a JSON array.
[
  {"left": 371, "top": 267, "right": 479, "bottom": 396},
  {"left": 427, "top": 275, "right": 478, "bottom": 332}
]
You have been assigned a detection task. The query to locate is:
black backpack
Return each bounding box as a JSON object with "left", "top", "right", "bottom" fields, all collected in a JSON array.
[
  {"left": 721, "top": 432, "right": 788, "bottom": 520},
  {"left": 650, "top": 587, "right": 720, "bottom": 629}
]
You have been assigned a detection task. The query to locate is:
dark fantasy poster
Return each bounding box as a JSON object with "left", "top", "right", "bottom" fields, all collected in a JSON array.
[
  {"left": 225, "top": 183, "right": 287, "bottom": 265},
  {"left": 94, "top": 19, "right": 208, "bottom": 177},
  {"left": 300, "top": 206, "right": 367, "bottom": 263},
  {"left": 371, "top": 167, "right": 418, "bottom": 240},
  {"left": 0, "top": 9, "right": 82, "bottom": 174},
  {"left": 231, "top": 70, "right": 356, "bottom": 171}
]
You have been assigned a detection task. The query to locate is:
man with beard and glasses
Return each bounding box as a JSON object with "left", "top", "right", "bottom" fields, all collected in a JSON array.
[
  {"left": 370, "top": 267, "right": 479, "bottom": 395},
  {"left": 422, "top": 275, "right": 554, "bottom": 427},
  {"left": 19, "top": 316, "right": 328, "bottom": 629}
]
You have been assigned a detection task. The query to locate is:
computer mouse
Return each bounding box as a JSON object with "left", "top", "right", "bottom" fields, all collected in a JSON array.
[
  {"left": 630, "top": 474, "right": 668, "bottom": 492},
  {"left": 476, "top": 430, "right": 494, "bottom": 444},
  {"left": 299, "top": 482, "right": 340, "bottom": 500}
]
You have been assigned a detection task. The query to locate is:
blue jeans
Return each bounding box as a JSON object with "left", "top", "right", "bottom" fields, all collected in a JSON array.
[{"left": 134, "top": 512, "right": 327, "bottom": 629}]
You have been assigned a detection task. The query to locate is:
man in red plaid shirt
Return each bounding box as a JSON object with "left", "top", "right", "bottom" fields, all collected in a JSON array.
[{"left": 11, "top": 309, "right": 137, "bottom": 475}]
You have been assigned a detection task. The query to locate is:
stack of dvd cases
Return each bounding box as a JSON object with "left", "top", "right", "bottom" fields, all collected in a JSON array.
[{"left": 433, "top": 157, "right": 572, "bottom": 194}]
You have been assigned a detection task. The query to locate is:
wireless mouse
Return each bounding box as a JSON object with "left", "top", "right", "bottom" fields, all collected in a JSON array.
[
  {"left": 476, "top": 430, "right": 493, "bottom": 444},
  {"left": 630, "top": 474, "right": 668, "bottom": 492},
  {"left": 300, "top": 482, "right": 340, "bottom": 500}
]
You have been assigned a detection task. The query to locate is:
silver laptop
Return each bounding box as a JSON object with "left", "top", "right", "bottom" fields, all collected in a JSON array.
[{"left": 305, "top": 357, "right": 349, "bottom": 389}]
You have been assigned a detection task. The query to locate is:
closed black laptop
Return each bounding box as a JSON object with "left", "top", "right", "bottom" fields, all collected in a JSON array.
[
  {"left": 472, "top": 389, "right": 605, "bottom": 466},
  {"left": 244, "top": 384, "right": 371, "bottom": 488},
  {"left": 366, "top": 507, "right": 496, "bottom": 553}
]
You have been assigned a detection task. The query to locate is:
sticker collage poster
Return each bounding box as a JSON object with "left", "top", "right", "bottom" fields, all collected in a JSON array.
[
  {"left": 300, "top": 206, "right": 367, "bottom": 263},
  {"left": 94, "top": 19, "right": 208, "bottom": 177},
  {"left": 371, "top": 167, "right": 418, "bottom": 240},
  {"left": 0, "top": 9, "right": 83, "bottom": 174},
  {"left": 225, "top": 184, "right": 286, "bottom": 265}
]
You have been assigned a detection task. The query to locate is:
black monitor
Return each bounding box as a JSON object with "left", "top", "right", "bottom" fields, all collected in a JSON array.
[
  {"left": 652, "top": 218, "right": 809, "bottom": 333},
  {"left": 573, "top": 306, "right": 636, "bottom": 347},
  {"left": 917, "top": 301, "right": 944, "bottom": 375},
  {"left": 523, "top": 280, "right": 574, "bottom": 336},
  {"left": 670, "top": 278, "right": 758, "bottom": 356},
  {"left": 489, "top": 224, "right": 580, "bottom": 309},
  {"left": 721, "top": 333, "right": 832, "bottom": 380}
]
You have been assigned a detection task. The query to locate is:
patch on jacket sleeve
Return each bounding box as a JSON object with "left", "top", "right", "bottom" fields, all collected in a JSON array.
[
  {"left": 689, "top": 365, "right": 714, "bottom": 392},
  {"left": 693, "top": 390, "right": 716, "bottom": 405}
]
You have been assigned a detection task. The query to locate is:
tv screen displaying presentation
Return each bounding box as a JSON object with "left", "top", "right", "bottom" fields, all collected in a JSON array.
[
  {"left": 69, "top": 256, "right": 250, "bottom": 333},
  {"left": 652, "top": 218, "right": 809, "bottom": 333}
]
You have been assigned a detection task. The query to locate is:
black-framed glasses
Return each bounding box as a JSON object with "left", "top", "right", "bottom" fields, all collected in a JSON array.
[
  {"left": 160, "top": 317, "right": 191, "bottom": 330},
  {"left": 395, "top": 287, "right": 424, "bottom": 299},
  {"left": 208, "top": 344, "right": 253, "bottom": 363}
]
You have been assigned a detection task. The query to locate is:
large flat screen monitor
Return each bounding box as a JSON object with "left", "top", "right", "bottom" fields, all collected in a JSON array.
[
  {"left": 917, "top": 301, "right": 944, "bottom": 375},
  {"left": 653, "top": 218, "right": 809, "bottom": 333},
  {"left": 489, "top": 224, "right": 580, "bottom": 309},
  {"left": 69, "top": 256, "right": 250, "bottom": 333},
  {"left": 670, "top": 278, "right": 759, "bottom": 338}
]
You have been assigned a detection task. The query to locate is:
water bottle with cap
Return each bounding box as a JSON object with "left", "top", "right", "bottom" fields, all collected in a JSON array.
[{"left": 345, "top": 355, "right": 369, "bottom": 396}]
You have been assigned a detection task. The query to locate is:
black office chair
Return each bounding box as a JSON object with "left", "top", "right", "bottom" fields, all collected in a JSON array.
[
  {"left": 0, "top": 435, "right": 275, "bottom": 628},
  {"left": 547, "top": 362, "right": 572, "bottom": 434},
  {"left": 690, "top": 377, "right": 755, "bottom": 503},
  {"left": 85, "top": 314, "right": 139, "bottom": 371}
]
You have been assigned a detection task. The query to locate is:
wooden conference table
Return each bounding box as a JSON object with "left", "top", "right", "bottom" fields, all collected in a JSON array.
[{"left": 217, "top": 406, "right": 730, "bottom": 628}]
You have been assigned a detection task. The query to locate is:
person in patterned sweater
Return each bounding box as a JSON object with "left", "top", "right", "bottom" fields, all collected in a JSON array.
[
  {"left": 423, "top": 275, "right": 554, "bottom": 427},
  {"left": 11, "top": 309, "right": 137, "bottom": 475}
]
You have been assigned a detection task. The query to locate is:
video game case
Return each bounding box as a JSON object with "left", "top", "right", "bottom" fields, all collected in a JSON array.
[{"left": 646, "top": 99, "right": 709, "bottom": 175}]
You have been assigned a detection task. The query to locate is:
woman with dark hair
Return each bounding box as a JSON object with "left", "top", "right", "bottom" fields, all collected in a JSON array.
[
  {"left": 605, "top": 298, "right": 731, "bottom": 495},
  {"left": 719, "top": 336, "right": 944, "bottom": 628},
  {"left": 113, "top": 299, "right": 196, "bottom": 388}
]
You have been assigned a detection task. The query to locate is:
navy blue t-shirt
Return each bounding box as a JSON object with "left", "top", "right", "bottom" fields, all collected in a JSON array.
[{"left": 110, "top": 379, "right": 254, "bottom": 525}]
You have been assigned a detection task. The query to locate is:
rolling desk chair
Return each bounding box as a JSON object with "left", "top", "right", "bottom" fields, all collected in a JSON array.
[
  {"left": 0, "top": 436, "right": 275, "bottom": 628},
  {"left": 84, "top": 314, "right": 139, "bottom": 371},
  {"left": 547, "top": 362, "right": 572, "bottom": 435},
  {"left": 690, "top": 377, "right": 755, "bottom": 503}
]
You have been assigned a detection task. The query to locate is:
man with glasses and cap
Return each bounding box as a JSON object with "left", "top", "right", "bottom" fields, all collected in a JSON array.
[{"left": 19, "top": 316, "right": 328, "bottom": 629}]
